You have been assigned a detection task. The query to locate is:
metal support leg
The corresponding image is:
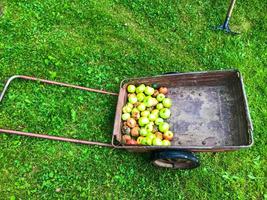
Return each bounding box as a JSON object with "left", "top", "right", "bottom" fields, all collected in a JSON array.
[{"left": 214, "top": 0, "right": 239, "bottom": 34}]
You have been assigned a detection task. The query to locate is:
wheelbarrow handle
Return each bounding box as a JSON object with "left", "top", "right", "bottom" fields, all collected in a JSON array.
[
  {"left": 0, "top": 75, "right": 118, "bottom": 147},
  {"left": 0, "top": 128, "right": 113, "bottom": 147},
  {"left": 0, "top": 75, "right": 118, "bottom": 102}
]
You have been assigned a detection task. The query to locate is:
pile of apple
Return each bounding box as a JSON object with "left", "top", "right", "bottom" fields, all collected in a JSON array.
[{"left": 121, "top": 84, "right": 173, "bottom": 146}]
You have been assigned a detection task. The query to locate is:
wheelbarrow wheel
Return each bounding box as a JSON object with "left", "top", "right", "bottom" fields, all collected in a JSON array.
[{"left": 151, "top": 150, "right": 200, "bottom": 169}]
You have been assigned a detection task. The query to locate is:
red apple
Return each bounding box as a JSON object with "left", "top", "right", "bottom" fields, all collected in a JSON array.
[
  {"left": 163, "top": 131, "right": 174, "bottom": 141},
  {"left": 122, "top": 135, "right": 131, "bottom": 144},
  {"left": 127, "top": 118, "right": 137, "bottom": 128},
  {"left": 126, "top": 139, "right": 138, "bottom": 145},
  {"left": 159, "top": 87, "right": 168, "bottom": 94},
  {"left": 155, "top": 132, "right": 163, "bottom": 140},
  {"left": 131, "top": 127, "right": 140, "bottom": 137},
  {"left": 132, "top": 112, "right": 140, "bottom": 120}
]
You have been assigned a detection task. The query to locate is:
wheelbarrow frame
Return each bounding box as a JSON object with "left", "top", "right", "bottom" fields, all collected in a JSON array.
[{"left": 0, "top": 70, "right": 253, "bottom": 153}]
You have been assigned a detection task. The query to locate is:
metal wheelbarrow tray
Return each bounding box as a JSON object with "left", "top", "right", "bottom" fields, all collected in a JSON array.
[
  {"left": 0, "top": 70, "right": 253, "bottom": 169},
  {"left": 113, "top": 70, "right": 253, "bottom": 152}
]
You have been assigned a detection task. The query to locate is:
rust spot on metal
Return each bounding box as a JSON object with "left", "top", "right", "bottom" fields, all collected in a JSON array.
[{"left": 202, "top": 137, "right": 217, "bottom": 146}]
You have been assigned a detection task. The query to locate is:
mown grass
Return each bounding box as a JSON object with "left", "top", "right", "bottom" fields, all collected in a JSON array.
[{"left": 0, "top": 0, "right": 266, "bottom": 199}]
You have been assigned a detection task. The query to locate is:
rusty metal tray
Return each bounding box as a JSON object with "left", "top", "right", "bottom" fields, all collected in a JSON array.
[{"left": 112, "top": 70, "right": 253, "bottom": 151}]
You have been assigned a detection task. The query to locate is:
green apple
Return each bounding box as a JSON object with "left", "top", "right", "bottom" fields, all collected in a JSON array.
[
  {"left": 162, "top": 140, "right": 171, "bottom": 146},
  {"left": 155, "top": 118, "right": 164, "bottom": 125},
  {"left": 151, "top": 109, "right": 159, "bottom": 116},
  {"left": 152, "top": 138, "right": 163, "bottom": 146},
  {"left": 137, "top": 93, "right": 145, "bottom": 102},
  {"left": 127, "top": 85, "right": 136, "bottom": 93},
  {"left": 140, "top": 128, "right": 149, "bottom": 137},
  {"left": 122, "top": 125, "right": 131, "bottom": 135},
  {"left": 145, "top": 122, "right": 154, "bottom": 132},
  {"left": 131, "top": 108, "right": 140, "bottom": 114},
  {"left": 140, "top": 137, "right": 147, "bottom": 145},
  {"left": 138, "top": 117, "right": 149, "bottom": 126},
  {"left": 148, "top": 113, "right": 157, "bottom": 121},
  {"left": 121, "top": 113, "right": 130, "bottom": 121},
  {"left": 159, "top": 122, "right": 170, "bottom": 132},
  {"left": 144, "top": 86, "right": 154, "bottom": 96},
  {"left": 147, "top": 132, "right": 156, "bottom": 141},
  {"left": 156, "top": 103, "right": 164, "bottom": 110},
  {"left": 159, "top": 108, "right": 171, "bottom": 119},
  {"left": 162, "top": 98, "right": 172, "bottom": 108},
  {"left": 123, "top": 106, "right": 132, "bottom": 113},
  {"left": 126, "top": 103, "right": 133, "bottom": 109},
  {"left": 128, "top": 94, "right": 138, "bottom": 104},
  {"left": 137, "top": 103, "right": 146, "bottom": 111},
  {"left": 141, "top": 110, "right": 150, "bottom": 117},
  {"left": 156, "top": 93, "right": 165, "bottom": 102},
  {"left": 151, "top": 98, "right": 158, "bottom": 106},
  {"left": 163, "top": 131, "right": 174, "bottom": 141},
  {"left": 136, "top": 84, "right": 146, "bottom": 93},
  {"left": 146, "top": 137, "right": 153, "bottom": 145},
  {"left": 143, "top": 96, "right": 154, "bottom": 107},
  {"left": 137, "top": 136, "right": 145, "bottom": 144}
]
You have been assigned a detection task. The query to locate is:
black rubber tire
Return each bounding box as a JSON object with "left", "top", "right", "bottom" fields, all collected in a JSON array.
[
  {"left": 151, "top": 150, "right": 200, "bottom": 169},
  {"left": 163, "top": 72, "right": 180, "bottom": 75}
]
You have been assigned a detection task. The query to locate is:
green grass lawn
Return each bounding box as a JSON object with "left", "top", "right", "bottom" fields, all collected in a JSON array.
[{"left": 0, "top": 0, "right": 266, "bottom": 199}]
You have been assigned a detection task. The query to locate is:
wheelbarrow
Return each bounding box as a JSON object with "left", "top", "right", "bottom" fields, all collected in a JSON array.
[{"left": 0, "top": 70, "right": 253, "bottom": 169}]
